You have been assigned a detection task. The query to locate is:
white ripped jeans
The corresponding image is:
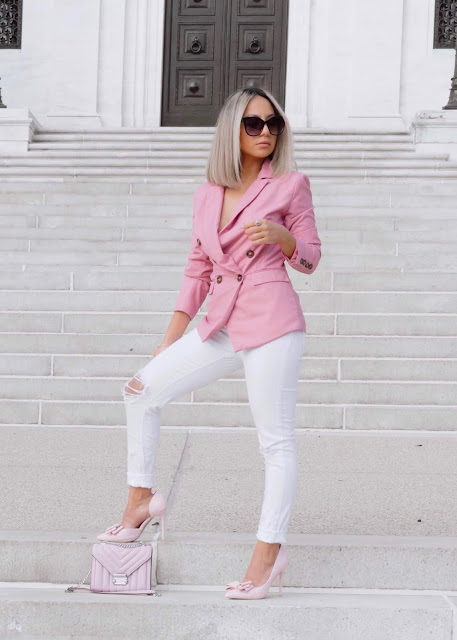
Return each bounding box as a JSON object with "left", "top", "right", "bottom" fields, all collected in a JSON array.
[{"left": 121, "top": 325, "right": 306, "bottom": 544}]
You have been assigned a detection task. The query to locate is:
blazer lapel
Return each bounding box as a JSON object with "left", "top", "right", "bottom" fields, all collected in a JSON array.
[{"left": 203, "top": 157, "right": 273, "bottom": 272}]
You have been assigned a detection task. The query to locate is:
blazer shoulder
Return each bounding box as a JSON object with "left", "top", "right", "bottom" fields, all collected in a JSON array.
[
  {"left": 273, "top": 170, "right": 306, "bottom": 192},
  {"left": 293, "top": 170, "right": 311, "bottom": 186},
  {"left": 281, "top": 171, "right": 311, "bottom": 198}
]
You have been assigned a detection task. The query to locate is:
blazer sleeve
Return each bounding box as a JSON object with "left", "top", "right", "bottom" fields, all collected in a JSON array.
[
  {"left": 173, "top": 184, "right": 213, "bottom": 320},
  {"left": 280, "top": 172, "right": 322, "bottom": 275}
]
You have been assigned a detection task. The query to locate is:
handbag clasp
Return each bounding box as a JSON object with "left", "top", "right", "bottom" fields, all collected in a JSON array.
[{"left": 113, "top": 573, "right": 128, "bottom": 585}]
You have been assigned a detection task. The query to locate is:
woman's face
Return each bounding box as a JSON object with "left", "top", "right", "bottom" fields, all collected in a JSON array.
[{"left": 240, "top": 96, "right": 278, "bottom": 160}]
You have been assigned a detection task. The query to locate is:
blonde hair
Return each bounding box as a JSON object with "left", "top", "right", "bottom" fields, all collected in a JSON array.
[{"left": 206, "top": 87, "right": 297, "bottom": 188}]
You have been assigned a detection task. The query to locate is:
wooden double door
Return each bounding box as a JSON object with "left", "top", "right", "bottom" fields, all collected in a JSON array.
[{"left": 161, "top": 0, "right": 289, "bottom": 126}]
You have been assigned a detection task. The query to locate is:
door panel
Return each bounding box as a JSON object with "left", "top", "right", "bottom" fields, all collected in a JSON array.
[{"left": 161, "top": 0, "right": 288, "bottom": 126}]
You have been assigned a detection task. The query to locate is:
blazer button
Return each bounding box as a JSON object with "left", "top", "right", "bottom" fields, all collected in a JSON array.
[
  {"left": 196, "top": 238, "right": 201, "bottom": 246},
  {"left": 216, "top": 275, "right": 223, "bottom": 283},
  {"left": 308, "top": 263, "right": 313, "bottom": 268},
  {"left": 246, "top": 249, "right": 254, "bottom": 258},
  {"left": 237, "top": 274, "right": 242, "bottom": 281}
]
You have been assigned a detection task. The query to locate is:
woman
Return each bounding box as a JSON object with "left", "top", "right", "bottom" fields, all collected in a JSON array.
[{"left": 98, "top": 87, "right": 322, "bottom": 600}]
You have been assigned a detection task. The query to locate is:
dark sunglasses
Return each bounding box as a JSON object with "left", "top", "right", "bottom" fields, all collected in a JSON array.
[{"left": 241, "top": 115, "right": 285, "bottom": 136}]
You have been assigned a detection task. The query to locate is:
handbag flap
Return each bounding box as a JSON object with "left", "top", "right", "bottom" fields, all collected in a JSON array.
[{"left": 92, "top": 544, "right": 152, "bottom": 577}]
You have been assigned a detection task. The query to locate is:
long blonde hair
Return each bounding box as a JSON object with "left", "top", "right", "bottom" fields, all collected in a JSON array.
[{"left": 206, "top": 87, "right": 297, "bottom": 188}]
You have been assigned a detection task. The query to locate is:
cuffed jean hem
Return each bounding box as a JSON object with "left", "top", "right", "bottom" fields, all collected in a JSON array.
[
  {"left": 127, "top": 473, "right": 155, "bottom": 488},
  {"left": 256, "top": 529, "right": 288, "bottom": 544}
]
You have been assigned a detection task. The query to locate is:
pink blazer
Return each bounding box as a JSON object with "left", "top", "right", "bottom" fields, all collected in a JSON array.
[{"left": 173, "top": 157, "right": 322, "bottom": 352}]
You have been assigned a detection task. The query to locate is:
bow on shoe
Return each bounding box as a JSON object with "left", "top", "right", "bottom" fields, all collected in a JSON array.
[
  {"left": 104, "top": 523, "right": 124, "bottom": 535},
  {"left": 225, "top": 580, "right": 254, "bottom": 592}
]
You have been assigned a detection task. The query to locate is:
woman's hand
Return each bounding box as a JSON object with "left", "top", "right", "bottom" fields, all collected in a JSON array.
[
  {"left": 152, "top": 342, "right": 173, "bottom": 358},
  {"left": 241, "top": 219, "right": 296, "bottom": 258},
  {"left": 241, "top": 219, "right": 289, "bottom": 245}
]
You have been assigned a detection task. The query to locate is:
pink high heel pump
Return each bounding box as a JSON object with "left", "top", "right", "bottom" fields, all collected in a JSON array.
[
  {"left": 97, "top": 489, "right": 167, "bottom": 542},
  {"left": 225, "top": 543, "right": 288, "bottom": 600}
]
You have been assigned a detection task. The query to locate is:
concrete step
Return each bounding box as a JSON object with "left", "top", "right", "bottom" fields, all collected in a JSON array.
[
  {"left": 0, "top": 265, "right": 437, "bottom": 289},
  {"left": 26, "top": 149, "right": 447, "bottom": 160},
  {"left": 3, "top": 173, "right": 457, "bottom": 184},
  {"left": 28, "top": 138, "right": 418, "bottom": 149},
  {"left": 2, "top": 353, "right": 456, "bottom": 381},
  {"left": 1, "top": 255, "right": 455, "bottom": 271},
  {"left": 4, "top": 531, "right": 457, "bottom": 591},
  {"left": 0, "top": 289, "right": 454, "bottom": 312},
  {"left": 2, "top": 191, "right": 457, "bottom": 209},
  {"left": 0, "top": 236, "right": 455, "bottom": 254},
  {"left": 0, "top": 242, "right": 452, "bottom": 260},
  {"left": 2, "top": 188, "right": 457, "bottom": 207},
  {"left": 3, "top": 227, "right": 457, "bottom": 244},
  {"left": 1, "top": 312, "right": 456, "bottom": 335},
  {"left": 1, "top": 212, "right": 455, "bottom": 231},
  {"left": 1, "top": 584, "right": 452, "bottom": 640},
  {"left": 2, "top": 398, "right": 455, "bottom": 429},
  {"left": 28, "top": 141, "right": 419, "bottom": 153},
  {"left": 1, "top": 333, "right": 455, "bottom": 358},
  {"left": 2, "top": 157, "right": 452, "bottom": 169},
  {"left": 0, "top": 167, "right": 456, "bottom": 180},
  {"left": 41, "top": 213, "right": 456, "bottom": 230},
  {"left": 3, "top": 427, "right": 457, "bottom": 533},
  {"left": 0, "top": 227, "right": 457, "bottom": 248},
  {"left": 1, "top": 239, "right": 454, "bottom": 256},
  {"left": 3, "top": 179, "right": 457, "bottom": 195},
  {"left": 1, "top": 376, "right": 455, "bottom": 404},
  {"left": 31, "top": 128, "right": 416, "bottom": 141}
]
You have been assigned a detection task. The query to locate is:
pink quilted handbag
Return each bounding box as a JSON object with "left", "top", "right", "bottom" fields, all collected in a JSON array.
[{"left": 65, "top": 541, "right": 160, "bottom": 596}]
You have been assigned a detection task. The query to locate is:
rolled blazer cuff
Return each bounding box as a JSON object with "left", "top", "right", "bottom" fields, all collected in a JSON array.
[
  {"left": 282, "top": 233, "right": 321, "bottom": 274},
  {"left": 281, "top": 172, "right": 322, "bottom": 275},
  {"left": 174, "top": 276, "right": 210, "bottom": 321}
]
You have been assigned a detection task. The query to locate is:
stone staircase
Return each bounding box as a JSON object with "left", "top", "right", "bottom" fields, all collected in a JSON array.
[
  {"left": 1, "top": 128, "right": 457, "bottom": 638},
  {"left": 1, "top": 126, "right": 457, "bottom": 179}
]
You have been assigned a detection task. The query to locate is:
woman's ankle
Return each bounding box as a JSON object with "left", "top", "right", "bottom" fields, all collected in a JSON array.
[
  {"left": 127, "top": 487, "right": 153, "bottom": 505},
  {"left": 254, "top": 541, "right": 280, "bottom": 558}
]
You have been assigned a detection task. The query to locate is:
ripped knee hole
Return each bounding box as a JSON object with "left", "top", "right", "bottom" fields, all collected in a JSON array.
[{"left": 123, "top": 372, "right": 146, "bottom": 398}]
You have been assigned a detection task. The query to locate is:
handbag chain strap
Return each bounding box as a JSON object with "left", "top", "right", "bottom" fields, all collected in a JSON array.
[
  {"left": 65, "top": 567, "right": 92, "bottom": 593},
  {"left": 101, "top": 540, "right": 146, "bottom": 548}
]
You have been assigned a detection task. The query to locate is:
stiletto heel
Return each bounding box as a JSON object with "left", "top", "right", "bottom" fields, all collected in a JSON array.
[
  {"left": 150, "top": 506, "right": 167, "bottom": 540},
  {"left": 278, "top": 570, "right": 284, "bottom": 595},
  {"left": 225, "top": 543, "right": 288, "bottom": 600},
  {"left": 158, "top": 508, "right": 167, "bottom": 540},
  {"left": 97, "top": 489, "right": 168, "bottom": 543}
]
